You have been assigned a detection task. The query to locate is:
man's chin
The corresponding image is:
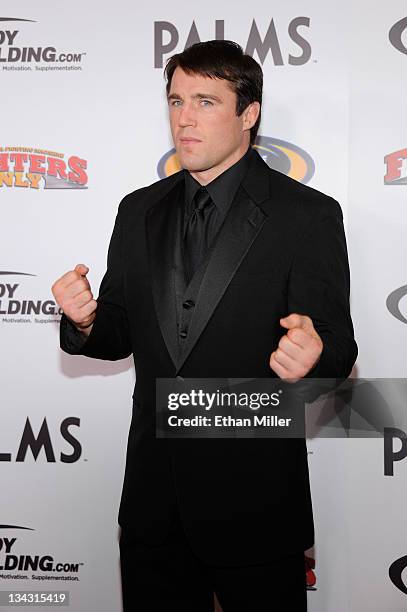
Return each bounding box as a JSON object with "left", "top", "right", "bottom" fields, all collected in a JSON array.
[{"left": 177, "top": 156, "right": 210, "bottom": 173}]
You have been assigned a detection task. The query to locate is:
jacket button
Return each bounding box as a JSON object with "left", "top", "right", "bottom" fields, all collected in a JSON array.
[
  {"left": 179, "top": 330, "right": 188, "bottom": 339},
  {"left": 183, "top": 299, "right": 195, "bottom": 309}
]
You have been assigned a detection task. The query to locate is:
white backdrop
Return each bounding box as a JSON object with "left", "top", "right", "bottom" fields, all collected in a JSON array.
[{"left": 1, "top": 1, "right": 406, "bottom": 610}]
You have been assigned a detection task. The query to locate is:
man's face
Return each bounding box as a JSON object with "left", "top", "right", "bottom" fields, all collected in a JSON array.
[{"left": 167, "top": 67, "right": 254, "bottom": 182}]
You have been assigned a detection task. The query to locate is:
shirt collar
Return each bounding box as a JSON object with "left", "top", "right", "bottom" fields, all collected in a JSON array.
[{"left": 184, "top": 146, "right": 254, "bottom": 216}]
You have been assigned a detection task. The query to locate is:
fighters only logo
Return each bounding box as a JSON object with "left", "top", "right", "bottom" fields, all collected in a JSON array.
[
  {"left": 157, "top": 135, "right": 315, "bottom": 184},
  {"left": 0, "top": 147, "right": 88, "bottom": 189},
  {"left": 384, "top": 148, "right": 407, "bottom": 184}
]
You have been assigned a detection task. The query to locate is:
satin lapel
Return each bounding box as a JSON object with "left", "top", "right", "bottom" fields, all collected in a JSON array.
[
  {"left": 146, "top": 179, "right": 184, "bottom": 370},
  {"left": 175, "top": 190, "right": 267, "bottom": 375}
]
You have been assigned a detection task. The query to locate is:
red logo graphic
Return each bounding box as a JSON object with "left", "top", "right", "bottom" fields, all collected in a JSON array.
[
  {"left": 0, "top": 146, "right": 88, "bottom": 189},
  {"left": 305, "top": 553, "right": 317, "bottom": 590},
  {"left": 384, "top": 148, "right": 407, "bottom": 185}
]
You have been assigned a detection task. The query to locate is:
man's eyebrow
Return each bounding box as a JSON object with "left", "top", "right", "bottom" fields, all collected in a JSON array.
[
  {"left": 194, "top": 93, "right": 222, "bottom": 102},
  {"left": 167, "top": 92, "right": 222, "bottom": 102}
]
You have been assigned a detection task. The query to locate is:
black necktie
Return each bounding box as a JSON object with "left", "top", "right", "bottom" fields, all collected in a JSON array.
[{"left": 184, "top": 186, "right": 215, "bottom": 284}]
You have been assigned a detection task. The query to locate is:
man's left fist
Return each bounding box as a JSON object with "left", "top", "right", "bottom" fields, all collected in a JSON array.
[{"left": 269, "top": 313, "right": 323, "bottom": 381}]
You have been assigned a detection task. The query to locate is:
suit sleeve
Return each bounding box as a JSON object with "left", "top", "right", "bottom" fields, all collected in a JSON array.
[
  {"left": 287, "top": 198, "right": 357, "bottom": 378},
  {"left": 60, "top": 199, "right": 132, "bottom": 361}
]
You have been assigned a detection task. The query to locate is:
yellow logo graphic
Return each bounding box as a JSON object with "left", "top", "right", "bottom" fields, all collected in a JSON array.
[{"left": 157, "top": 135, "right": 315, "bottom": 184}]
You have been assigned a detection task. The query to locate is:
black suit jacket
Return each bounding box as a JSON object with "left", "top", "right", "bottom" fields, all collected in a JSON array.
[{"left": 60, "top": 149, "right": 357, "bottom": 566}]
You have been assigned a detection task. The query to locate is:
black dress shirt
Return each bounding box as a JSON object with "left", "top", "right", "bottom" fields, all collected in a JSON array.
[{"left": 183, "top": 145, "right": 254, "bottom": 250}]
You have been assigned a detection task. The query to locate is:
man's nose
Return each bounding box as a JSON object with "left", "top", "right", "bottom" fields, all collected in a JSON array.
[{"left": 178, "top": 103, "right": 197, "bottom": 127}]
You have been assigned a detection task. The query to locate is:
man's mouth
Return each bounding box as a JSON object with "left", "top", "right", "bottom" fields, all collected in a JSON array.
[{"left": 180, "top": 138, "right": 202, "bottom": 143}]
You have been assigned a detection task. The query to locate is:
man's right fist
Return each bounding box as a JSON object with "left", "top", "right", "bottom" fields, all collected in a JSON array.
[{"left": 51, "top": 264, "right": 97, "bottom": 334}]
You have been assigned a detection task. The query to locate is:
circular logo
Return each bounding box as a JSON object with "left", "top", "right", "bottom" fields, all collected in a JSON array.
[
  {"left": 389, "top": 555, "right": 407, "bottom": 595},
  {"left": 389, "top": 17, "right": 407, "bottom": 55},
  {"left": 157, "top": 135, "right": 315, "bottom": 184},
  {"left": 386, "top": 285, "right": 407, "bottom": 324}
]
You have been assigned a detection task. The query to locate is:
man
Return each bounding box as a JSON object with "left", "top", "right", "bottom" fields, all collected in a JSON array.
[{"left": 52, "top": 40, "right": 357, "bottom": 611}]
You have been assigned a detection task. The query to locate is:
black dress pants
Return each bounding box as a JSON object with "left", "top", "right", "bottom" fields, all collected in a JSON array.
[{"left": 119, "top": 510, "right": 307, "bottom": 611}]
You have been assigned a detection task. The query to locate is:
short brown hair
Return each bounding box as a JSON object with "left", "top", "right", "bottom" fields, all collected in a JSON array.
[{"left": 164, "top": 40, "right": 262, "bottom": 145}]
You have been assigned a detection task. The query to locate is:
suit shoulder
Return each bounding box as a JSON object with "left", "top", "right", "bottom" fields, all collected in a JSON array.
[
  {"left": 267, "top": 166, "right": 343, "bottom": 219},
  {"left": 117, "top": 171, "right": 184, "bottom": 217}
]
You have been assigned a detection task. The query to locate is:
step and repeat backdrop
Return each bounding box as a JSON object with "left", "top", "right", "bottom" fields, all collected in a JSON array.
[{"left": 1, "top": 1, "right": 406, "bottom": 610}]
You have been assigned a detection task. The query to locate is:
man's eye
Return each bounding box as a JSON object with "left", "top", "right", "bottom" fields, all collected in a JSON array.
[
  {"left": 170, "top": 100, "right": 182, "bottom": 107},
  {"left": 200, "top": 99, "right": 213, "bottom": 106}
]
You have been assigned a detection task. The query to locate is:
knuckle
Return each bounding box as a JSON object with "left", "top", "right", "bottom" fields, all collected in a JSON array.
[
  {"left": 52, "top": 279, "right": 63, "bottom": 294},
  {"left": 278, "top": 337, "right": 285, "bottom": 349},
  {"left": 288, "top": 328, "right": 298, "bottom": 341},
  {"left": 59, "top": 296, "right": 70, "bottom": 310}
]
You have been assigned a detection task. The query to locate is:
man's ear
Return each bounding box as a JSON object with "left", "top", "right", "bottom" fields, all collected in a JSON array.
[{"left": 242, "top": 101, "right": 260, "bottom": 131}]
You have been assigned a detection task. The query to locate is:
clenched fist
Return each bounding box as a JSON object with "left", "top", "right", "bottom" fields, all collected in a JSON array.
[
  {"left": 269, "top": 313, "right": 323, "bottom": 381},
  {"left": 51, "top": 264, "right": 97, "bottom": 335}
]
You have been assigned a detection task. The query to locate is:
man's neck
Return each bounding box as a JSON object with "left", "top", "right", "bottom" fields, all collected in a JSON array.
[{"left": 189, "top": 144, "right": 251, "bottom": 186}]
